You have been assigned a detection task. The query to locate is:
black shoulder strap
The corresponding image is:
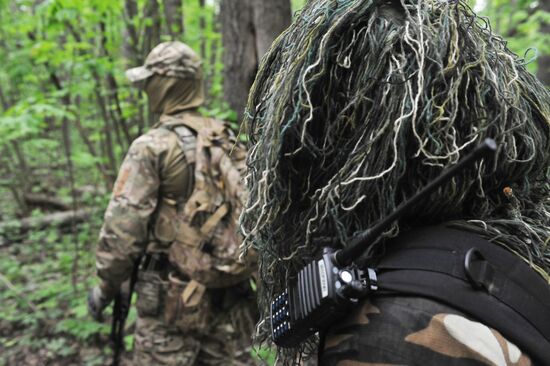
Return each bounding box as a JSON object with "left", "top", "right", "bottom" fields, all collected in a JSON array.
[{"left": 375, "top": 226, "right": 550, "bottom": 365}]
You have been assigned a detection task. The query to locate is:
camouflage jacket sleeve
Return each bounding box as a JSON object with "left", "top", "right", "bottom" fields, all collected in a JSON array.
[{"left": 95, "top": 129, "right": 183, "bottom": 289}]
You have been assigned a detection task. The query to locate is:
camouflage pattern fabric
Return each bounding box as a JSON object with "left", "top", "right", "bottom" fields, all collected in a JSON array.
[
  {"left": 96, "top": 114, "right": 194, "bottom": 290},
  {"left": 133, "top": 315, "right": 201, "bottom": 366},
  {"left": 95, "top": 111, "right": 257, "bottom": 364},
  {"left": 126, "top": 41, "right": 203, "bottom": 83},
  {"left": 321, "top": 296, "right": 532, "bottom": 366},
  {"left": 162, "top": 115, "right": 254, "bottom": 288},
  {"left": 133, "top": 316, "right": 256, "bottom": 366},
  {"left": 133, "top": 275, "right": 258, "bottom": 366},
  {"left": 96, "top": 40, "right": 257, "bottom": 365}
]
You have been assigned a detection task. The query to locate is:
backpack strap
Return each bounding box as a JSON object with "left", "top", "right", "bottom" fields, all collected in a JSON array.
[
  {"left": 181, "top": 114, "right": 210, "bottom": 133},
  {"left": 155, "top": 114, "right": 198, "bottom": 167},
  {"left": 374, "top": 226, "right": 550, "bottom": 365},
  {"left": 172, "top": 125, "right": 196, "bottom": 165},
  {"left": 200, "top": 203, "right": 229, "bottom": 237}
]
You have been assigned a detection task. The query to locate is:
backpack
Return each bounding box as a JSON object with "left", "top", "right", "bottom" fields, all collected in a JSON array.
[{"left": 160, "top": 114, "right": 255, "bottom": 288}]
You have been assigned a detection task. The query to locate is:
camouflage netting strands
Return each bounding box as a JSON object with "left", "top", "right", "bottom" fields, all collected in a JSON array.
[{"left": 240, "top": 0, "right": 550, "bottom": 363}]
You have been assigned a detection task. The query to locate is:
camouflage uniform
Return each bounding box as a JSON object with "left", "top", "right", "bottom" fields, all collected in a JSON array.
[
  {"left": 95, "top": 42, "right": 257, "bottom": 366},
  {"left": 321, "top": 296, "right": 532, "bottom": 366}
]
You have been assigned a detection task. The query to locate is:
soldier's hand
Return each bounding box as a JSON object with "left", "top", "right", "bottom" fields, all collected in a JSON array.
[{"left": 87, "top": 284, "right": 114, "bottom": 322}]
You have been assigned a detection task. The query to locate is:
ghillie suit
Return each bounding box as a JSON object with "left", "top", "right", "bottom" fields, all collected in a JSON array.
[{"left": 240, "top": 0, "right": 550, "bottom": 364}]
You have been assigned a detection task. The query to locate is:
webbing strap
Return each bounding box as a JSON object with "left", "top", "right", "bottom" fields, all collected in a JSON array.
[
  {"left": 182, "top": 280, "right": 206, "bottom": 307},
  {"left": 200, "top": 204, "right": 229, "bottom": 237},
  {"left": 172, "top": 126, "right": 197, "bottom": 164},
  {"left": 377, "top": 247, "right": 550, "bottom": 325},
  {"left": 374, "top": 226, "right": 550, "bottom": 365}
]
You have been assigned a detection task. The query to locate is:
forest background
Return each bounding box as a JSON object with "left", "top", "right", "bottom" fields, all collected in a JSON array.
[{"left": 0, "top": 0, "right": 548, "bottom": 365}]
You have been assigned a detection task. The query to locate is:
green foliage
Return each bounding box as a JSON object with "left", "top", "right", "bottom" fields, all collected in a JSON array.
[
  {"left": 292, "top": 0, "right": 309, "bottom": 12},
  {"left": 55, "top": 318, "right": 109, "bottom": 341},
  {"left": 475, "top": 0, "right": 550, "bottom": 75},
  {"left": 253, "top": 346, "right": 277, "bottom": 365},
  {"left": 0, "top": 213, "right": 115, "bottom": 364},
  {"left": 199, "top": 103, "right": 237, "bottom": 122}
]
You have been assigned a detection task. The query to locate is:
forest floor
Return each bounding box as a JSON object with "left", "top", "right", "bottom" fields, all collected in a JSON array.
[
  {"left": 0, "top": 200, "right": 136, "bottom": 366},
  {"left": 0, "top": 197, "right": 273, "bottom": 366}
]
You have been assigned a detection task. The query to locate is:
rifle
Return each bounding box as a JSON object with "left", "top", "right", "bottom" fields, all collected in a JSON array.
[{"left": 110, "top": 257, "right": 141, "bottom": 366}]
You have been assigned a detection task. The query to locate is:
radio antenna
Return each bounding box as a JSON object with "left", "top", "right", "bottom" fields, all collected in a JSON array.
[{"left": 333, "top": 138, "right": 497, "bottom": 267}]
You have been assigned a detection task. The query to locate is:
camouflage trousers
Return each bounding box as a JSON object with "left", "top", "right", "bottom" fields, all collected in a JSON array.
[
  {"left": 321, "top": 296, "right": 532, "bottom": 366},
  {"left": 133, "top": 314, "right": 257, "bottom": 366},
  {"left": 132, "top": 272, "right": 258, "bottom": 366}
]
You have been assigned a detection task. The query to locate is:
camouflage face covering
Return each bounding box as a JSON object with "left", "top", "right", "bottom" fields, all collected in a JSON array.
[
  {"left": 145, "top": 75, "right": 205, "bottom": 115},
  {"left": 126, "top": 41, "right": 203, "bottom": 85}
]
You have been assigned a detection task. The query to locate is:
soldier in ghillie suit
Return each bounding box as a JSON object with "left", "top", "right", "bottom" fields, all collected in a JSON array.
[
  {"left": 241, "top": 0, "right": 550, "bottom": 365},
  {"left": 88, "top": 41, "right": 258, "bottom": 365}
]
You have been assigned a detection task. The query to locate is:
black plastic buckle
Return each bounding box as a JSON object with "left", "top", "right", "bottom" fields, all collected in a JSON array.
[
  {"left": 144, "top": 252, "right": 169, "bottom": 272},
  {"left": 367, "top": 268, "right": 378, "bottom": 291},
  {"left": 464, "top": 247, "right": 494, "bottom": 291},
  {"left": 464, "top": 247, "right": 496, "bottom": 293}
]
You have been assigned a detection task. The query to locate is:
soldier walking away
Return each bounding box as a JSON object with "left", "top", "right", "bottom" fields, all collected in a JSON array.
[
  {"left": 88, "top": 41, "right": 258, "bottom": 366},
  {"left": 240, "top": 0, "right": 550, "bottom": 365}
]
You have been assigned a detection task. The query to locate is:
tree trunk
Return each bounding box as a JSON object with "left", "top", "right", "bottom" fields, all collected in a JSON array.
[
  {"left": 253, "top": 0, "right": 291, "bottom": 61},
  {"left": 142, "top": 0, "right": 162, "bottom": 56},
  {"left": 98, "top": 20, "right": 133, "bottom": 147},
  {"left": 220, "top": 0, "right": 257, "bottom": 121},
  {"left": 0, "top": 84, "right": 9, "bottom": 110},
  {"left": 163, "top": 0, "right": 184, "bottom": 39},
  {"left": 199, "top": 0, "right": 207, "bottom": 60},
  {"left": 123, "top": 0, "right": 141, "bottom": 65},
  {"left": 207, "top": 4, "right": 220, "bottom": 104},
  {"left": 220, "top": 0, "right": 291, "bottom": 121},
  {"left": 537, "top": 0, "right": 550, "bottom": 85},
  {"left": 0, "top": 209, "right": 96, "bottom": 235},
  {"left": 142, "top": 0, "right": 163, "bottom": 127},
  {"left": 23, "top": 193, "right": 70, "bottom": 212},
  {"left": 0, "top": 149, "right": 29, "bottom": 216}
]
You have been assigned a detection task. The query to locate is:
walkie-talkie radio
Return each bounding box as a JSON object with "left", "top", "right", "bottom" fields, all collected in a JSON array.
[
  {"left": 271, "top": 247, "right": 378, "bottom": 347},
  {"left": 271, "top": 138, "right": 497, "bottom": 348}
]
